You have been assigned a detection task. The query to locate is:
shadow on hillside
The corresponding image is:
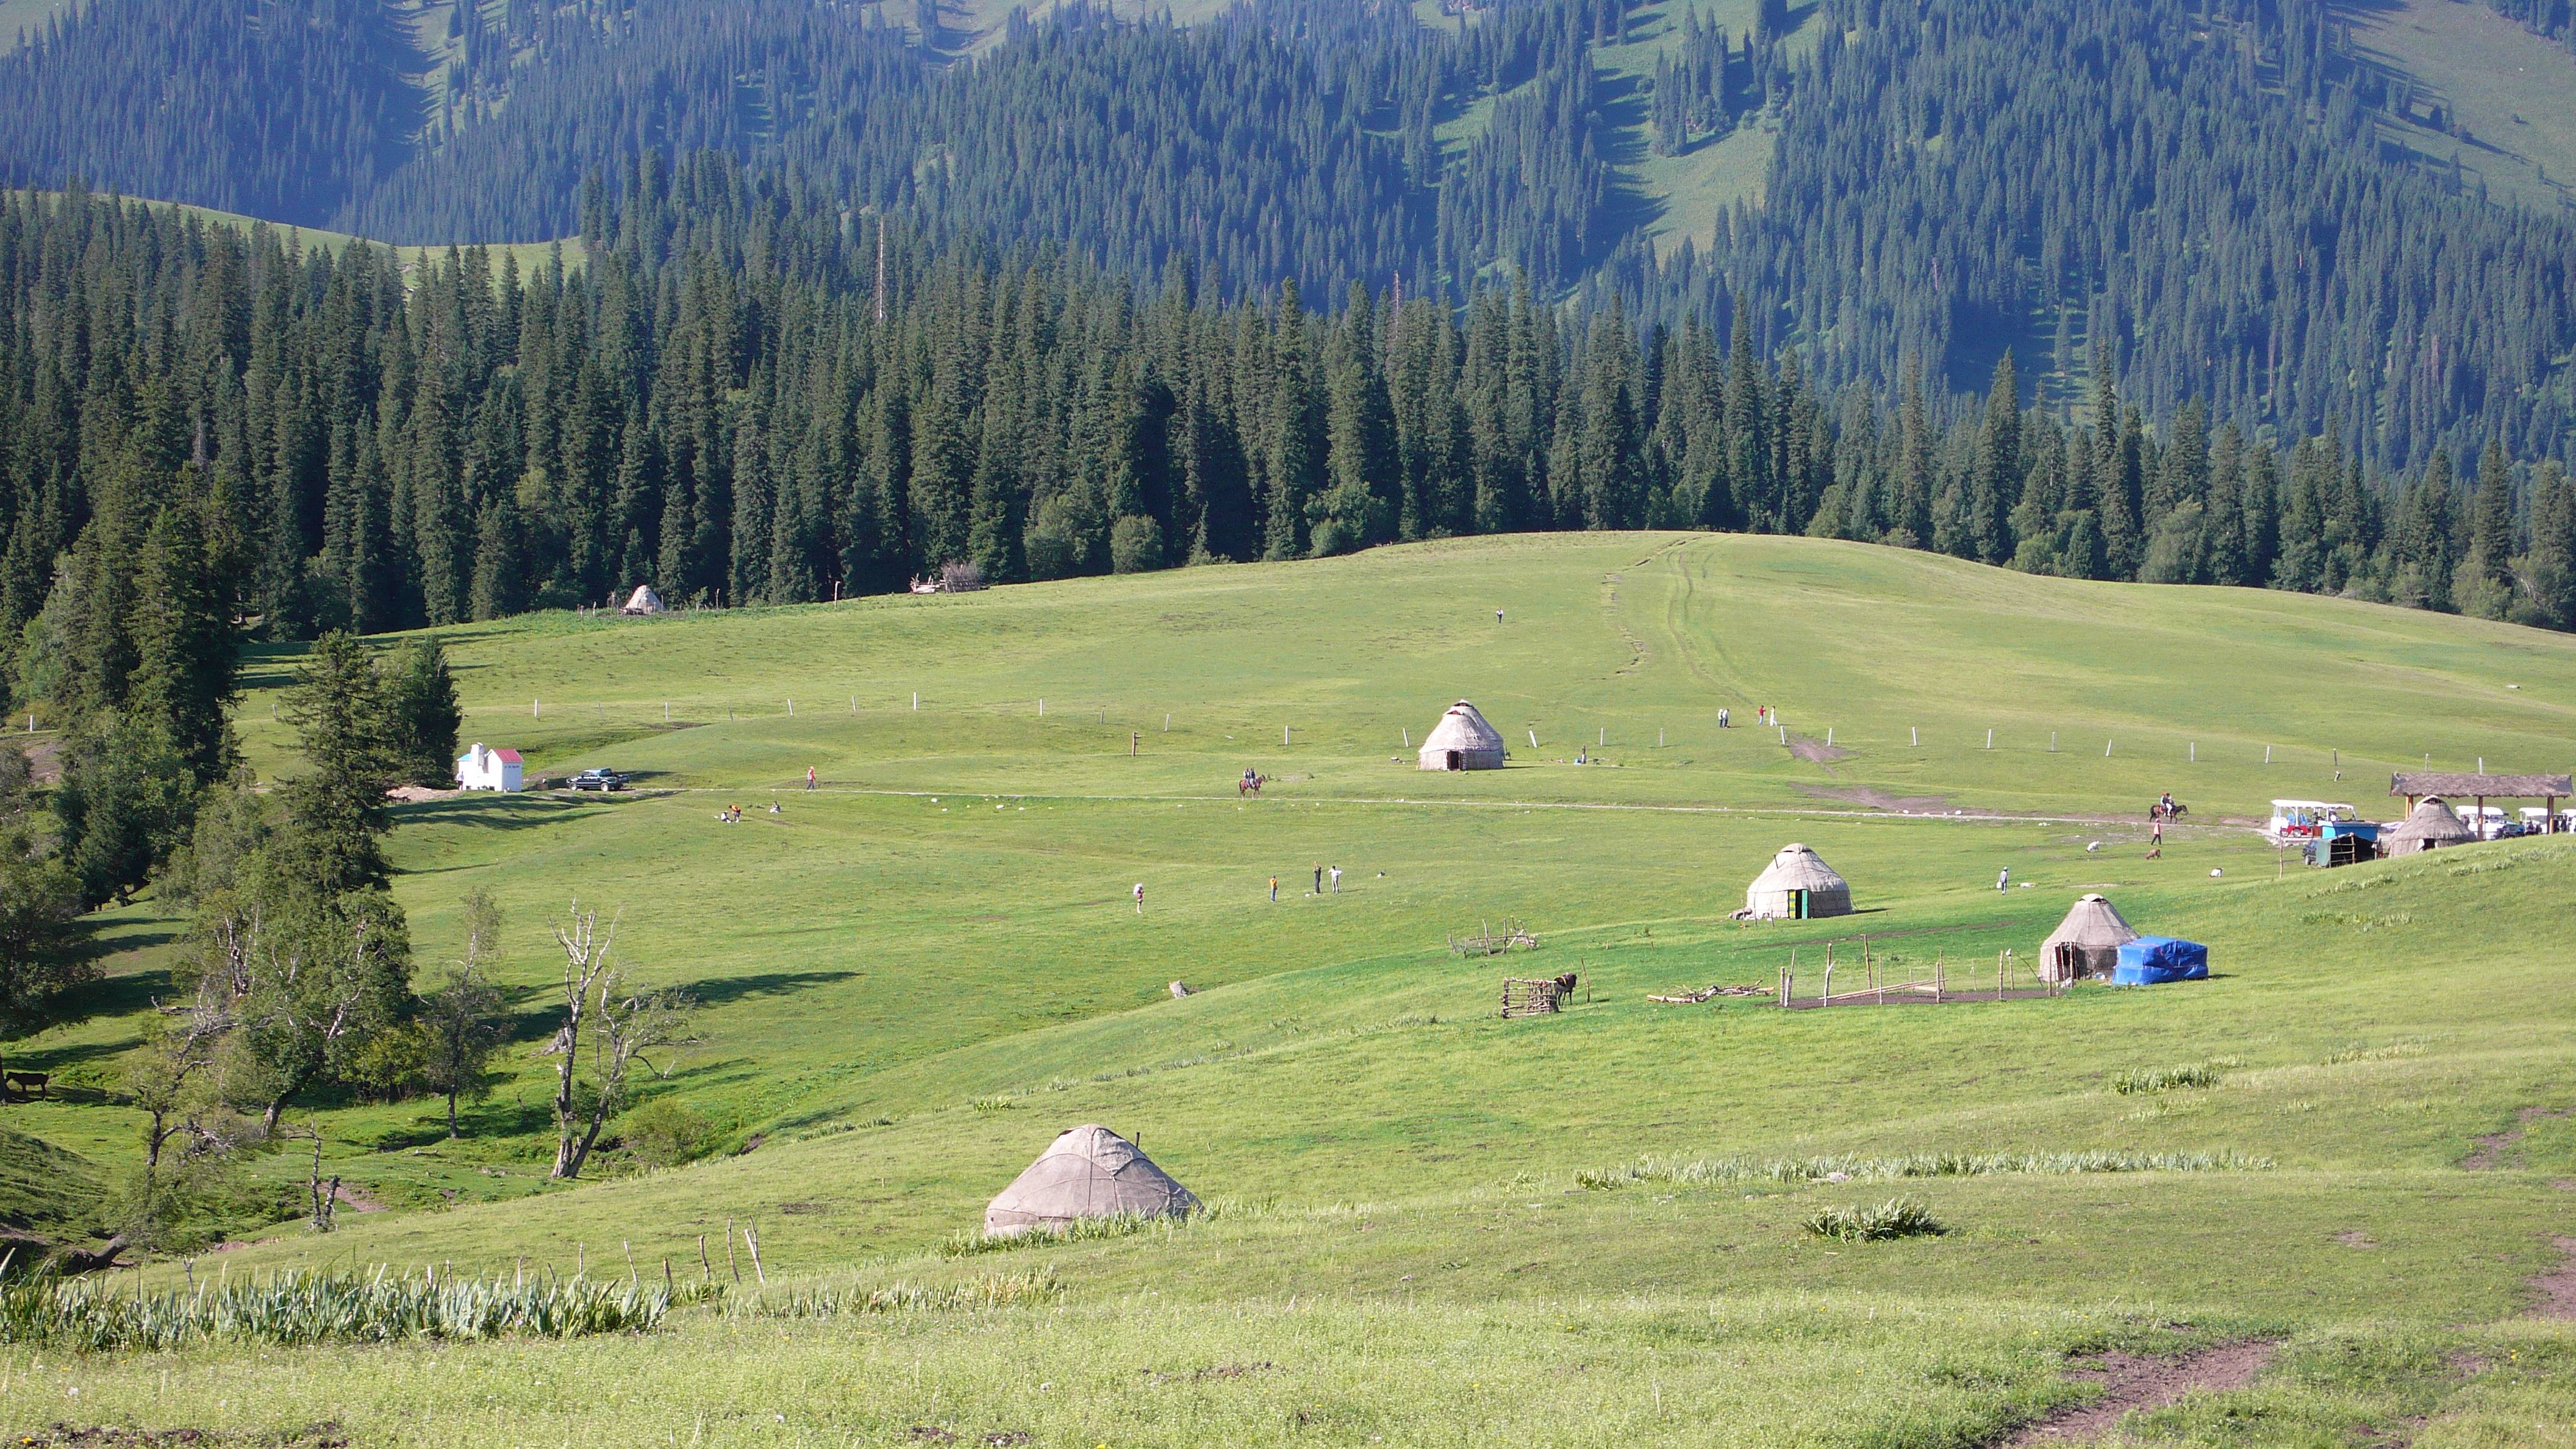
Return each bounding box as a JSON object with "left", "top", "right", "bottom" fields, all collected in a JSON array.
[
  {"left": 393, "top": 797, "right": 596, "bottom": 832},
  {"left": 681, "top": 970, "right": 864, "bottom": 1009},
  {"left": 40, "top": 954, "right": 181, "bottom": 1028},
  {"left": 492, "top": 970, "right": 859, "bottom": 1048}
]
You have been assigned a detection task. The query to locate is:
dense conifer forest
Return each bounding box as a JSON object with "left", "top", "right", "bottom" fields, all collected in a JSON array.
[
  {"left": 4, "top": 0, "right": 2571, "bottom": 485},
  {"left": 0, "top": 0, "right": 2573, "bottom": 732}
]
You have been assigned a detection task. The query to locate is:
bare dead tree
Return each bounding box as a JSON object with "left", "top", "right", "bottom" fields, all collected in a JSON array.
[{"left": 546, "top": 903, "right": 698, "bottom": 1180}]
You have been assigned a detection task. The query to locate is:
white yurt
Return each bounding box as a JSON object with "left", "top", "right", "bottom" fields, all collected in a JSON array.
[
  {"left": 982, "top": 1125, "right": 1199, "bottom": 1239},
  {"left": 1738, "top": 843, "right": 1853, "bottom": 920},
  {"left": 621, "top": 584, "right": 666, "bottom": 616},
  {"left": 2038, "top": 893, "right": 2137, "bottom": 982},
  {"left": 2383, "top": 797, "right": 2475, "bottom": 857},
  {"left": 1417, "top": 699, "right": 1506, "bottom": 771}
]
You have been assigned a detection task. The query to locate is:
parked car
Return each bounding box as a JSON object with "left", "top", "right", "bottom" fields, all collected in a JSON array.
[{"left": 567, "top": 768, "right": 631, "bottom": 792}]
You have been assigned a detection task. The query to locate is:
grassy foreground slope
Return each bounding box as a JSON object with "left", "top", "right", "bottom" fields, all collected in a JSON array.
[{"left": 15, "top": 533, "right": 2576, "bottom": 1446}]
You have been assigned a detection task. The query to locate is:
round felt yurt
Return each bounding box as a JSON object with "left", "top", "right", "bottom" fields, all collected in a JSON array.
[
  {"left": 2384, "top": 797, "right": 2475, "bottom": 857},
  {"left": 1417, "top": 699, "right": 1506, "bottom": 771},
  {"left": 982, "top": 1125, "right": 1199, "bottom": 1239},
  {"left": 1738, "top": 843, "right": 1853, "bottom": 920},
  {"left": 2038, "top": 893, "right": 2138, "bottom": 982}
]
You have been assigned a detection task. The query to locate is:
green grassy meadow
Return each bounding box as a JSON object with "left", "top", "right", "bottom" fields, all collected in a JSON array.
[{"left": 7, "top": 533, "right": 2576, "bottom": 1445}]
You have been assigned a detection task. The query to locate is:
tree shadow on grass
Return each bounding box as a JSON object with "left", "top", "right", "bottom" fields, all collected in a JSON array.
[
  {"left": 393, "top": 796, "right": 603, "bottom": 831},
  {"left": 493, "top": 970, "right": 860, "bottom": 1047}
]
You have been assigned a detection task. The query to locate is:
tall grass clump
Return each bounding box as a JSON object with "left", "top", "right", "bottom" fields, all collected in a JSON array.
[
  {"left": 1575, "top": 1148, "right": 2270, "bottom": 1190},
  {"left": 735, "top": 1268, "right": 1059, "bottom": 1319},
  {"left": 940, "top": 1209, "right": 1204, "bottom": 1259},
  {"left": 1804, "top": 1198, "right": 1944, "bottom": 1242},
  {"left": 2111, "top": 1064, "right": 2224, "bottom": 1095},
  {"left": 0, "top": 1267, "right": 712, "bottom": 1352}
]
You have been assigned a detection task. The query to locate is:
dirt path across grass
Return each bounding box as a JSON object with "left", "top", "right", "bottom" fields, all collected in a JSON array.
[
  {"left": 1786, "top": 734, "right": 1851, "bottom": 764},
  {"left": 648, "top": 785, "right": 2198, "bottom": 832},
  {"left": 2001, "top": 1339, "right": 2280, "bottom": 1445}
]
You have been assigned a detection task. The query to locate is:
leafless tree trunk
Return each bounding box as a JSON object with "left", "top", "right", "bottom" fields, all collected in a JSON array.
[
  {"left": 548, "top": 903, "right": 617, "bottom": 1179},
  {"left": 545, "top": 901, "right": 696, "bottom": 1181}
]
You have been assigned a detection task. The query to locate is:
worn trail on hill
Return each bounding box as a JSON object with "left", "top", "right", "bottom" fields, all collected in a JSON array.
[{"left": 646, "top": 786, "right": 2168, "bottom": 829}]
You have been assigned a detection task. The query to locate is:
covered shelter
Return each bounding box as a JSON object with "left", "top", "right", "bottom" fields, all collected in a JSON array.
[
  {"left": 1738, "top": 843, "right": 1852, "bottom": 921},
  {"left": 983, "top": 1125, "right": 1198, "bottom": 1239},
  {"left": 1417, "top": 699, "right": 1506, "bottom": 771},
  {"left": 621, "top": 584, "right": 666, "bottom": 615},
  {"left": 2038, "top": 893, "right": 2138, "bottom": 983},
  {"left": 2383, "top": 796, "right": 2475, "bottom": 856},
  {"left": 2391, "top": 772, "right": 2569, "bottom": 835}
]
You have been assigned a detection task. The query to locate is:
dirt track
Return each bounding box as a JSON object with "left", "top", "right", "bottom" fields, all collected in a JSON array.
[{"left": 2000, "top": 1339, "right": 2278, "bottom": 1445}]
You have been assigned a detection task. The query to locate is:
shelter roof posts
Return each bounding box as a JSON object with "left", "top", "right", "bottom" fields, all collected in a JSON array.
[{"left": 2390, "top": 771, "right": 2571, "bottom": 824}]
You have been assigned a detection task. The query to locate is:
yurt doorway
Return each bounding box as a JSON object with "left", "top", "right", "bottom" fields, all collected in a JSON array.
[
  {"left": 1787, "top": 888, "right": 1811, "bottom": 920},
  {"left": 1445, "top": 749, "right": 1462, "bottom": 770}
]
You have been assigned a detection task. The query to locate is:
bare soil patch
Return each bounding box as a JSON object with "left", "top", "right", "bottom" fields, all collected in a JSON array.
[
  {"left": 2466, "top": 1105, "right": 2569, "bottom": 1170},
  {"left": 1800, "top": 784, "right": 1952, "bottom": 813},
  {"left": 2337, "top": 1230, "right": 2378, "bottom": 1248},
  {"left": 386, "top": 784, "right": 461, "bottom": 803},
  {"left": 23, "top": 1426, "right": 348, "bottom": 1447},
  {"left": 2000, "top": 1339, "right": 2278, "bottom": 1445},
  {"left": 2531, "top": 1236, "right": 2576, "bottom": 1320},
  {"left": 23, "top": 737, "right": 59, "bottom": 784},
  {"left": 1786, "top": 734, "right": 1850, "bottom": 764}
]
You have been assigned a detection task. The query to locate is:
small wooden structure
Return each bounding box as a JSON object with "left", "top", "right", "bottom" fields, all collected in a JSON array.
[
  {"left": 1775, "top": 939, "right": 2061, "bottom": 1009},
  {"left": 2391, "top": 772, "right": 2569, "bottom": 831},
  {"left": 1450, "top": 919, "right": 1540, "bottom": 957},
  {"left": 1500, "top": 975, "right": 1572, "bottom": 1018}
]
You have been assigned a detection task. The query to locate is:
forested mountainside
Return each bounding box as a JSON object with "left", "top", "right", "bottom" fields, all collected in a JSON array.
[
  {"left": 5, "top": 176, "right": 2571, "bottom": 681},
  {"left": 1, "top": 0, "right": 2571, "bottom": 484},
  {"left": 1605, "top": 0, "right": 2576, "bottom": 487}
]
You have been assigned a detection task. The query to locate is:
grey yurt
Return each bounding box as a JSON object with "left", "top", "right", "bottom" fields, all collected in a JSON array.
[
  {"left": 1417, "top": 699, "right": 1506, "bottom": 771},
  {"left": 2384, "top": 797, "right": 2475, "bottom": 857},
  {"left": 983, "top": 1125, "right": 1198, "bottom": 1239},
  {"left": 621, "top": 584, "right": 667, "bottom": 616},
  {"left": 2038, "top": 893, "right": 2138, "bottom": 983},
  {"left": 1738, "top": 843, "right": 1853, "bottom": 920}
]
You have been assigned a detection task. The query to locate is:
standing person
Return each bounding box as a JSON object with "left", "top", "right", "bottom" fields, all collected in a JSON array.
[
  {"left": 2148, "top": 817, "right": 2164, "bottom": 858},
  {"left": 1996, "top": 867, "right": 2010, "bottom": 892},
  {"left": 1329, "top": 865, "right": 1342, "bottom": 893},
  {"left": 1718, "top": 707, "right": 1729, "bottom": 729},
  {"left": 1134, "top": 882, "right": 1145, "bottom": 914},
  {"left": 1495, "top": 609, "right": 1504, "bottom": 624},
  {"left": 1269, "top": 875, "right": 1278, "bottom": 903},
  {"left": 806, "top": 766, "right": 817, "bottom": 791},
  {"left": 1312, "top": 863, "right": 1323, "bottom": 895}
]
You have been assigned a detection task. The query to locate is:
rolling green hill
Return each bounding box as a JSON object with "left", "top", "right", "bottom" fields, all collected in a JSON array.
[{"left": 13, "top": 533, "right": 2576, "bottom": 1444}]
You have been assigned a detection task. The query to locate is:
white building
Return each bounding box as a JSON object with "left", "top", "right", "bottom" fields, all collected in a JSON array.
[{"left": 456, "top": 743, "right": 525, "bottom": 793}]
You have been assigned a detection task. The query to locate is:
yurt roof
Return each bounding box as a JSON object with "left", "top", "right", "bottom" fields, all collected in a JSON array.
[
  {"left": 1749, "top": 843, "right": 1849, "bottom": 893},
  {"left": 1420, "top": 699, "right": 1504, "bottom": 752},
  {"left": 2386, "top": 796, "right": 2475, "bottom": 844},
  {"left": 2042, "top": 893, "right": 2138, "bottom": 951},
  {"left": 983, "top": 1125, "right": 1198, "bottom": 1238}
]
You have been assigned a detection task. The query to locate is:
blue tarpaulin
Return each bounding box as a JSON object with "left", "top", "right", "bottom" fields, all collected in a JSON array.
[{"left": 2114, "top": 936, "right": 2209, "bottom": 985}]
